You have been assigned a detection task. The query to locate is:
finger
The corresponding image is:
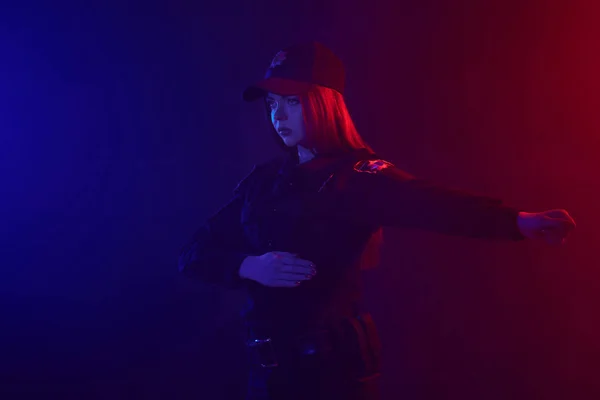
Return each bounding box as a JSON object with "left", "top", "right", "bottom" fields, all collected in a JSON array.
[
  {"left": 565, "top": 218, "right": 576, "bottom": 230},
  {"left": 555, "top": 218, "right": 576, "bottom": 230},
  {"left": 270, "top": 279, "right": 302, "bottom": 288},
  {"left": 277, "top": 272, "right": 314, "bottom": 281},
  {"left": 543, "top": 212, "right": 575, "bottom": 223},
  {"left": 279, "top": 264, "right": 316, "bottom": 275},
  {"left": 556, "top": 210, "right": 577, "bottom": 226},
  {"left": 271, "top": 251, "right": 299, "bottom": 258},
  {"left": 542, "top": 229, "right": 569, "bottom": 245},
  {"left": 541, "top": 217, "right": 575, "bottom": 231},
  {"left": 542, "top": 224, "right": 573, "bottom": 238},
  {"left": 281, "top": 257, "right": 316, "bottom": 268},
  {"left": 281, "top": 262, "right": 316, "bottom": 276},
  {"left": 271, "top": 252, "right": 311, "bottom": 264}
]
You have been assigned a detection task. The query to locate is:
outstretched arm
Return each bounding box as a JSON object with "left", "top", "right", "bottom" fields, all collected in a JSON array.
[{"left": 331, "top": 160, "right": 575, "bottom": 243}]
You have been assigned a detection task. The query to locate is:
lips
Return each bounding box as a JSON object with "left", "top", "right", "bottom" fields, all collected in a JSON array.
[{"left": 278, "top": 128, "right": 292, "bottom": 137}]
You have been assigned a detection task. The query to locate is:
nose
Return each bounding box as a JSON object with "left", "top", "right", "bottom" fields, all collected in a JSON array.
[{"left": 273, "top": 105, "right": 287, "bottom": 121}]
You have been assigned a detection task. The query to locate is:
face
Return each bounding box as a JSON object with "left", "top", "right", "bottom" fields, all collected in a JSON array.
[{"left": 265, "top": 93, "right": 306, "bottom": 147}]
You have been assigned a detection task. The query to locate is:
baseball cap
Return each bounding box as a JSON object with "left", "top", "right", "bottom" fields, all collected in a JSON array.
[{"left": 242, "top": 41, "right": 346, "bottom": 102}]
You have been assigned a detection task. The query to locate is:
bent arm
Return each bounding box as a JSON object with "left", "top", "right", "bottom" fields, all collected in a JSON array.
[{"left": 178, "top": 194, "right": 253, "bottom": 289}]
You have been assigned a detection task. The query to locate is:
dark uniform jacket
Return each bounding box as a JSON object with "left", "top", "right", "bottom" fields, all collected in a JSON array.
[{"left": 178, "top": 148, "right": 524, "bottom": 337}]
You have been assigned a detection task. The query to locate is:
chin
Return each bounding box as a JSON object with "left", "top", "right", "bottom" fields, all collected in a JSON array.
[{"left": 282, "top": 137, "right": 301, "bottom": 147}]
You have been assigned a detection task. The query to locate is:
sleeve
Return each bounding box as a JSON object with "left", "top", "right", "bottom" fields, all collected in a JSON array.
[
  {"left": 335, "top": 160, "right": 525, "bottom": 241},
  {"left": 177, "top": 167, "right": 257, "bottom": 289}
]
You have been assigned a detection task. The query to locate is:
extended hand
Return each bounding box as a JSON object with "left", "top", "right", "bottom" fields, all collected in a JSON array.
[
  {"left": 238, "top": 251, "right": 317, "bottom": 287},
  {"left": 517, "top": 209, "right": 576, "bottom": 245}
]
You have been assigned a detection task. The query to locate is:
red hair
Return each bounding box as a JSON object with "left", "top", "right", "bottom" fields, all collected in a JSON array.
[
  {"left": 299, "top": 85, "right": 382, "bottom": 270},
  {"left": 299, "top": 85, "right": 373, "bottom": 154}
]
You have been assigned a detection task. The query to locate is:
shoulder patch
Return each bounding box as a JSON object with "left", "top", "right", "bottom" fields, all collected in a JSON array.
[{"left": 353, "top": 159, "right": 394, "bottom": 174}]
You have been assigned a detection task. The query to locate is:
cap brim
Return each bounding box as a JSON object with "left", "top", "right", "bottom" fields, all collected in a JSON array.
[{"left": 242, "top": 77, "right": 312, "bottom": 102}]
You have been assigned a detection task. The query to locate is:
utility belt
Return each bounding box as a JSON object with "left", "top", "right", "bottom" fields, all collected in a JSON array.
[{"left": 246, "top": 312, "right": 381, "bottom": 381}]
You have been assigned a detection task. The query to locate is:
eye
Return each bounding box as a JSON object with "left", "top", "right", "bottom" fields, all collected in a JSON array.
[
  {"left": 287, "top": 97, "right": 300, "bottom": 105},
  {"left": 266, "top": 99, "right": 277, "bottom": 109}
]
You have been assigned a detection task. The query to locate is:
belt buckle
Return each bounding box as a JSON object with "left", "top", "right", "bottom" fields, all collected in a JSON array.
[{"left": 247, "top": 337, "right": 279, "bottom": 368}]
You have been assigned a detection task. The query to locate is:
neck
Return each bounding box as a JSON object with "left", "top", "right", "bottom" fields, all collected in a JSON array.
[{"left": 297, "top": 145, "right": 316, "bottom": 164}]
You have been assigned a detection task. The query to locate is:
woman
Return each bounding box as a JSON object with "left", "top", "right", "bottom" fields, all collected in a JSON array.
[{"left": 178, "top": 41, "right": 576, "bottom": 400}]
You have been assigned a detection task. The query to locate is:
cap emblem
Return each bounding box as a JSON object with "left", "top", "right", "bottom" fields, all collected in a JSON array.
[{"left": 269, "top": 51, "right": 287, "bottom": 69}]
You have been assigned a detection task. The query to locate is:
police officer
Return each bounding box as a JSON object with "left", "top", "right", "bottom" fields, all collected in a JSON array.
[{"left": 178, "top": 42, "right": 576, "bottom": 400}]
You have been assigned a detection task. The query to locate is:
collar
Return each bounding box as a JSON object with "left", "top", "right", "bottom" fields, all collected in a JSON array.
[{"left": 278, "top": 147, "right": 375, "bottom": 177}]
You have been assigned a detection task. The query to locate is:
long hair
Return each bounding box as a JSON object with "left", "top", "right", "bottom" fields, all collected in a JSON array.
[
  {"left": 263, "top": 84, "right": 383, "bottom": 270},
  {"left": 299, "top": 85, "right": 374, "bottom": 154},
  {"left": 302, "top": 85, "right": 383, "bottom": 270}
]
